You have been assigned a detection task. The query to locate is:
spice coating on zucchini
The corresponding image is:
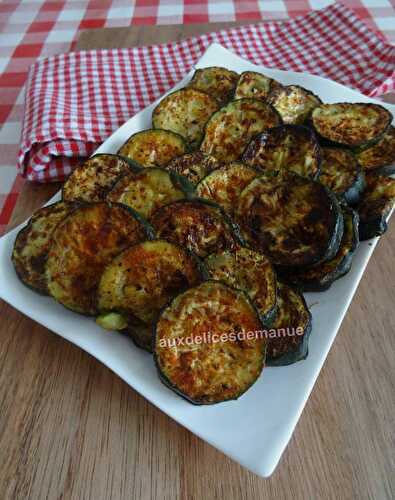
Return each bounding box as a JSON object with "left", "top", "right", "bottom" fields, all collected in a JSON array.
[
  {"left": 150, "top": 199, "right": 240, "bottom": 258},
  {"left": 200, "top": 98, "right": 282, "bottom": 162},
  {"left": 311, "top": 103, "right": 392, "bottom": 148},
  {"left": 46, "top": 202, "right": 151, "bottom": 315},
  {"left": 97, "top": 240, "right": 204, "bottom": 351},
  {"left": 357, "top": 174, "right": 395, "bottom": 240},
  {"left": 282, "top": 207, "right": 359, "bottom": 291},
  {"left": 154, "top": 281, "right": 266, "bottom": 404},
  {"left": 266, "top": 282, "right": 312, "bottom": 366},
  {"left": 234, "top": 71, "right": 283, "bottom": 101},
  {"left": 242, "top": 125, "right": 321, "bottom": 179},
  {"left": 164, "top": 151, "right": 220, "bottom": 185},
  {"left": 152, "top": 88, "right": 219, "bottom": 149},
  {"left": 107, "top": 167, "right": 187, "bottom": 219},
  {"left": 196, "top": 162, "right": 261, "bottom": 215},
  {"left": 236, "top": 172, "right": 343, "bottom": 268},
  {"left": 62, "top": 154, "right": 132, "bottom": 203},
  {"left": 268, "top": 85, "right": 321, "bottom": 124},
  {"left": 356, "top": 125, "right": 395, "bottom": 175},
  {"left": 204, "top": 246, "right": 277, "bottom": 325},
  {"left": 188, "top": 67, "right": 239, "bottom": 105},
  {"left": 118, "top": 129, "right": 186, "bottom": 167},
  {"left": 319, "top": 147, "right": 365, "bottom": 204},
  {"left": 12, "top": 201, "right": 77, "bottom": 294}
]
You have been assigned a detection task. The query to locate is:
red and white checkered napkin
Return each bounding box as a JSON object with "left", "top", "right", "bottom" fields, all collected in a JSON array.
[{"left": 19, "top": 2, "right": 395, "bottom": 182}]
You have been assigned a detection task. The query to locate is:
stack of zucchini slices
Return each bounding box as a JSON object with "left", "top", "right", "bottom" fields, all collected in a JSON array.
[{"left": 12, "top": 67, "right": 395, "bottom": 405}]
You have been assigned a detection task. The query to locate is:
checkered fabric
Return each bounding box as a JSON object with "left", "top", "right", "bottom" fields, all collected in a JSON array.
[{"left": 1, "top": 1, "right": 395, "bottom": 235}]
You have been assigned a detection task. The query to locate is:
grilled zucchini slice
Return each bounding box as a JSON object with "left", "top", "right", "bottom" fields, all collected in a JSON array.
[
  {"left": 234, "top": 71, "right": 283, "bottom": 101},
  {"left": 188, "top": 67, "right": 239, "bottom": 105},
  {"left": 152, "top": 88, "right": 219, "bottom": 149},
  {"left": 200, "top": 98, "right": 282, "bottom": 162},
  {"left": 204, "top": 247, "right": 277, "bottom": 326},
  {"left": 357, "top": 173, "right": 395, "bottom": 240},
  {"left": 62, "top": 154, "right": 132, "bottom": 203},
  {"left": 236, "top": 172, "right": 344, "bottom": 269},
  {"left": 97, "top": 240, "right": 205, "bottom": 352},
  {"left": 311, "top": 103, "right": 392, "bottom": 148},
  {"left": 46, "top": 202, "right": 153, "bottom": 315},
  {"left": 319, "top": 147, "right": 366, "bottom": 204},
  {"left": 196, "top": 162, "right": 261, "bottom": 215},
  {"left": 150, "top": 199, "right": 241, "bottom": 258},
  {"left": 12, "top": 201, "right": 77, "bottom": 294},
  {"left": 356, "top": 125, "right": 395, "bottom": 175},
  {"left": 107, "top": 167, "right": 193, "bottom": 219},
  {"left": 154, "top": 281, "right": 266, "bottom": 405},
  {"left": 268, "top": 85, "right": 321, "bottom": 124},
  {"left": 118, "top": 129, "right": 187, "bottom": 167},
  {"left": 242, "top": 125, "right": 321, "bottom": 179},
  {"left": 282, "top": 207, "right": 359, "bottom": 291},
  {"left": 266, "top": 282, "right": 312, "bottom": 366},
  {"left": 164, "top": 151, "right": 220, "bottom": 185}
]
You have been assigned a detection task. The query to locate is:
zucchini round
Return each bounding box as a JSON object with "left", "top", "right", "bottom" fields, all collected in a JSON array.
[
  {"left": 152, "top": 88, "right": 219, "bottom": 149},
  {"left": 281, "top": 206, "right": 359, "bottom": 291},
  {"left": 311, "top": 103, "right": 392, "bottom": 148},
  {"left": 200, "top": 98, "right": 282, "bottom": 162},
  {"left": 12, "top": 201, "right": 78, "bottom": 294},
  {"left": 242, "top": 125, "right": 321, "bottom": 179},
  {"left": 117, "top": 129, "right": 187, "bottom": 167},
  {"left": 357, "top": 173, "right": 395, "bottom": 240},
  {"left": 164, "top": 151, "right": 220, "bottom": 185},
  {"left": 266, "top": 282, "right": 312, "bottom": 366},
  {"left": 97, "top": 239, "right": 205, "bottom": 352},
  {"left": 268, "top": 85, "right": 322, "bottom": 124},
  {"left": 154, "top": 280, "right": 266, "bottom": 405},
  {"left": 356, "top": 125, "right": 395, "bottom": 175},
  {"left": 319, "top": 147, "right": 366, "bottom": 204},
  {"left": 150, "top": 199, "right": 241, "bottom": 258},
  {"left": 204, "top": 246, "right": 277, "bottom": 326},
  {"left": 236, "top": 172, "right": 344, "bottom": 269},
  {"left": 46, "top": 202, "right": 153, "bottom": 315},
  {"left": 107, "top": 167, "right": 192, "bottom": 219},
  {"left": 188, "top": 66, "right": 239, "bottom": 105},
  {"left": 62, "top": 154, "right": 132, "bottom": 203},
  {"left": 234, "top": 71, "right": 283, "bottom": 101},
  {"left": 196, "top": 162, "right": 261, "bottom": 215}
]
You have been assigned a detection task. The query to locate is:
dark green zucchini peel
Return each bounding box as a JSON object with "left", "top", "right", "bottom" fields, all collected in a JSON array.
[
  {"left": 154, "top": 280, "right": 266, "bottom": 404},
  {"left": 266, "top": 282, "right": 312, "bottom": 366}
]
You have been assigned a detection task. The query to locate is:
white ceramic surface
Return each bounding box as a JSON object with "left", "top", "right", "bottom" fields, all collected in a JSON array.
[{"left": 0, "top": 44, "right": 394, "bottom": 477}]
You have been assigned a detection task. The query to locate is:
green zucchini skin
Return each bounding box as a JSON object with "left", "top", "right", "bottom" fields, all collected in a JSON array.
[
  {"left": 357, "top": 173, "right": 395, "bottom": 240},
  {"left": 188, "top": 67, "right": 239, "bottom": 105},
  {"left": 62, "top": 154, "right": 133, "bottom": 203},
  {"left": 164, "top": 151, "right": 220, "bottom": 185},
  {"left": 204, "top": 246, "right": 278, "bottom": 327},
  {"left": 117, "top": 128, "right": 187, "bottom": 167},
  {"left": 236, "top": 172, "right": 344, "bottom": 270},
  {"left": 150, "top": 198, "right": 244, "bottom": 258},
  {"left": 242, "top": 125, "right": 321, "bottom": 180},
  {"left": 200, "top": 98, "right": 282, "bottom": 162},
  {"left": 152, "top": 88, "right": 219, "bottom": 149},
  {"left": 267, "top": 85, "right": 322, "bottom": 125},
  {"left": 280, "top": 207, "right": 359, "bottom": 292},
  {"left": 12, "top": 201, "right": 79, "bottom": 294},
  {"left": 266, "top": 282, "right": 312, "bottom": 366},
  {"left": 153, "top": 280, "right": 266, "bottom": 405},
  {"left": 356, "top": 125, "right": 395, "bottom": 176},
  {"left": 318, "top": 147, "right": 366, "bottom": 205},
  {"left": 311, "top": 103, "right": 392, "bottom": 149}
]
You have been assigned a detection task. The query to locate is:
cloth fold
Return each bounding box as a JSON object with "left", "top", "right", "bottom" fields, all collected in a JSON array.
[{"left": 19, "top": 2, "right": 395, "bottom": 182}]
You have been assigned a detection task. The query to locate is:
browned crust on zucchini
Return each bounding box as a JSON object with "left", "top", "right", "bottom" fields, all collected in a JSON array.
[
  {"left": 188, "top": 67, "right": 239, "bottom": 105},
  {"left": 234, "top": 71, "right": 283, "bottom": 101},
  {"left": 164, "top": 151, "right": 220, "bottom": 185},
  {"left": 268, "top": 85, "right": 322, "bottom": 124},
  {"left": 356, "top": 125, "right": 395, "bottom": 174}
]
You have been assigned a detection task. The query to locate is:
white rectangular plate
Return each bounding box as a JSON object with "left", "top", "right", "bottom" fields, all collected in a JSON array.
[{"left": 0, "top": 44, "right": 394, "bottom": 477}]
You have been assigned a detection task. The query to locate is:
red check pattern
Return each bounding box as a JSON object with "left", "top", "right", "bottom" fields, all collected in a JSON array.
[{"left": 1, "top": 1, "right": 395, "bottom": 235}]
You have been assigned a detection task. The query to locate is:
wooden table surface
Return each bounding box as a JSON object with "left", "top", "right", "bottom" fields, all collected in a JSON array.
[{"left": 1, "top": 23, "right": 395, "bottom": 500}]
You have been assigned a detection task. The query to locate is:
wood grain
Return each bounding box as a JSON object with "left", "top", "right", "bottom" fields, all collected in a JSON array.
[{"left": 1, "top": 24, "right": 394, "bottom": 500}]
